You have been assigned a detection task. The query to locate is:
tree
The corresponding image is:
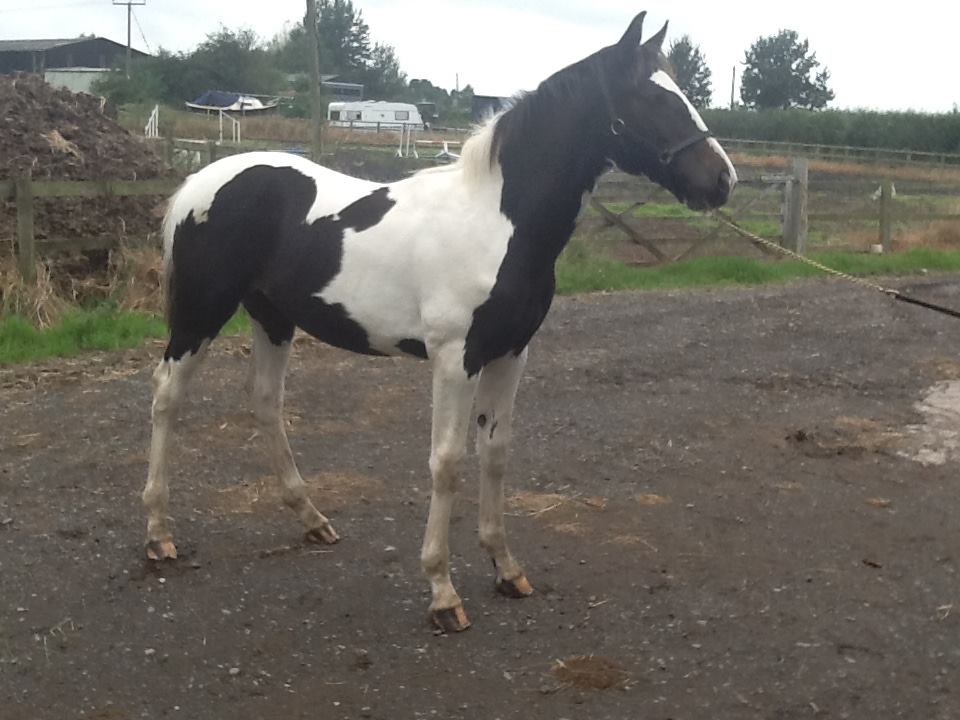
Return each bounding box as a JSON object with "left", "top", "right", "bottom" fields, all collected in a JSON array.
[
  {"left": 361, "top": 42, "right": 406, "bottom": 98},
  {"left": 666, "top": 35, "right": 712, "bottom": 110},
  {"left": 740, "top": 30, "right": 834, "bottom": 110},
  {"left": 306, "top": 0, "right": 372, "bottom": 77}
]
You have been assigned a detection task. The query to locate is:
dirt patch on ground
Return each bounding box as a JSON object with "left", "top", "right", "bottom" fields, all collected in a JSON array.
[{"left": 3, "top": 278, "right": 960, "bottom": 719}]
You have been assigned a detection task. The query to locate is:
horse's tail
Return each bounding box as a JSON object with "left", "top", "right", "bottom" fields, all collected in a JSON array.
[{"left": 160, "top": 182, "right": 185, "bottom": 325}]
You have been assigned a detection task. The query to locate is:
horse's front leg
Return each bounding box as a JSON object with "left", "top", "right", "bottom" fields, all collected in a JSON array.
[
  {"left": 421, "top": 342, "right": 478, "bottom": 632},
  {"left": 475, "top": 349, "right": 533, "bottom": 598}
]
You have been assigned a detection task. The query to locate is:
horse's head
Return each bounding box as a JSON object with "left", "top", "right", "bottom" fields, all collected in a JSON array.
[{"left": 600, "top": 12, "right": 736, "bottom": 210}]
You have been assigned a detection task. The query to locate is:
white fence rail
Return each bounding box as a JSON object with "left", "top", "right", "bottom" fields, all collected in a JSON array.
[
  {"left": 219, "top": 110, "right": 241, "bottom": 145},
  {"left": 144, "top": 105, "right": 159, "bottom": 139}
]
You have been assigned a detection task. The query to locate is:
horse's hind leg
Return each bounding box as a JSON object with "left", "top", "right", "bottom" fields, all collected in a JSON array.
[
  {"left": 143, "top": 342, "right": 210, "bottom": 560},
  {"left": 475, "top": 349, "right": 533, "bottom": 598},
  {"left": 143, "top": 267, "right": 242, "bottom": 560},
  {"left": 245, "top": 293, "right": 339, "bottom": 544}
]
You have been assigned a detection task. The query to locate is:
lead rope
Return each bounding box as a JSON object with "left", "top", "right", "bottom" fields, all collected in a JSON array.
[{"left": 711, "top": 209, "right": 960, "bottom": 320}]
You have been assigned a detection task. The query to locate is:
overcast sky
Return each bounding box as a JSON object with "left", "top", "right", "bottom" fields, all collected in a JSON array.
[{"left": 1, "top": 0, "right": 957, "bottom": 112}]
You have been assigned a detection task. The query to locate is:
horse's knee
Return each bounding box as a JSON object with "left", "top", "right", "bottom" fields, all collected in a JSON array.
[{"left": 429, "top": 446, "right": 465, "bottom": 491}]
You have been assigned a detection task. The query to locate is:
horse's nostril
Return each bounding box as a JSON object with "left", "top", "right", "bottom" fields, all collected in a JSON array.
[{"left": 718, "top": 170, "right": 733, "bottom": 194}]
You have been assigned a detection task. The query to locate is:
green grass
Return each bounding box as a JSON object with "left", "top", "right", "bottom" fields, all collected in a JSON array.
[
  {"left": 556, "top": 245, "right": 960, "bottom": 294},
  {"left": 0, "top": 309, "right": 167, "bottom": 365},
  {"left": 0, "top": 308, "right": 251, "bottom": 366}
]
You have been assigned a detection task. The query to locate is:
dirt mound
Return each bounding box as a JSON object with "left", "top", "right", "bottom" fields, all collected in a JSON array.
[
  {"left": 0, "top": 73, "right": 173, "bottom": 256},
  {"left": 0, "top": 73, "right": 167, "bottom": 182}
]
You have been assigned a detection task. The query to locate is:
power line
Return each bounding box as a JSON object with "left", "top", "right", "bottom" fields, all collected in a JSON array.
[
  {"left": 112, "top": 0, "right": 146, "bottom": 77},
  {"left": 131, "top": 7, "right": 151, "bottom": 54}
]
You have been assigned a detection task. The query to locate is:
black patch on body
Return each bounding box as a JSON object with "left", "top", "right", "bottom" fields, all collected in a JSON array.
[
  {"left": 462, "top": 52, "right": 615, "bottom": 377},
  {"left": 164, "top": 165, "right": 394, "bottom": 360},
  {"left": 396, "top": 339, "right": 428, "bottom": 359}
]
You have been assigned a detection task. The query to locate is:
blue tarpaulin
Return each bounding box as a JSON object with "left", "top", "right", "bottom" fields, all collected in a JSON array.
[{"left": 188, "top": 90, "right": 240, "bottom": 107}]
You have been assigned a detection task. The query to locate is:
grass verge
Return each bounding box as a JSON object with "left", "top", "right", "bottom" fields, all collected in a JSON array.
[
  {"left": 0, "top": 308, "right": 166, "bottom": 365},
  {"left": 0, "top": 308, "right": 251, "bottom": 366},
  {"left": 556, "top": 244, "right": 960, "bottom": 294}
]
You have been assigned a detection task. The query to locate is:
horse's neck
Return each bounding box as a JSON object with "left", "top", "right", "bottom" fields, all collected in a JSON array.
[{"left": 496, "top": 107, "right": 609, "bottom": 267}]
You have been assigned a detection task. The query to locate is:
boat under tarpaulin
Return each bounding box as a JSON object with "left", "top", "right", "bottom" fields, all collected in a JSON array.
[{"left": 185, "top": 90, "right": 279, "bottom": 114}]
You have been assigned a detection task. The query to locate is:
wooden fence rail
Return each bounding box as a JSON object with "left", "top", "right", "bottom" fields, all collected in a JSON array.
[
  {"left": 719, "top": 138, "right": 960, "bottom": 167},
  {"left": 1, "top": 177, "right": 181, "bottom": 282}
]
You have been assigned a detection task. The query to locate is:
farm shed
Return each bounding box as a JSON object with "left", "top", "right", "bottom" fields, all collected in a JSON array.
[{"left": 0, "top": 36, "right": 147, "bottom": 75}]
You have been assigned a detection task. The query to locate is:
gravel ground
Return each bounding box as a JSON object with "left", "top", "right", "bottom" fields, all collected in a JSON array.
[{"left": 2, "top": 277, "right": 960, "bottom": 719}]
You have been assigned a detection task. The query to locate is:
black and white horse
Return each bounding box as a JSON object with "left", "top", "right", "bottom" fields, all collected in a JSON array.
[{"left": 143, "top": 12, "right": 736, "bottom": 632}]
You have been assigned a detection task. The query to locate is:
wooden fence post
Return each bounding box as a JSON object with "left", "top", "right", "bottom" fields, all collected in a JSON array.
[
  {"left": 782, "top": 157, "right": 809, "bottom": 253},
  {"left": 879, "top": 180, "right": 893, "bottom": 252},
  {"left": 205, "top": 140, "right": 217, "bottom": 166},
  {"left": 15, "top": 176, "right": 36, "bottom": 282}
]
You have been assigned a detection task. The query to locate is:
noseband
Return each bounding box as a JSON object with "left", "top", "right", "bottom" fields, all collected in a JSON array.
[{"left": 609, "top": 117, "right": 711, "bottom": 166}]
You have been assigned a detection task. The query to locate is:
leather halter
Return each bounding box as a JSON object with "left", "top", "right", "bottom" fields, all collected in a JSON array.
[
  {"left": 610, "top": 117, "right": 712, "bottom": 166},
  {"left": 597, "top": 59, "right": 712, "bottom": 166}
]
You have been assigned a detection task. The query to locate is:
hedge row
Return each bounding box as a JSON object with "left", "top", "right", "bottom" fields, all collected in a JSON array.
[{"left": 702, "top": 108, "right": 960, "bottom": 154}]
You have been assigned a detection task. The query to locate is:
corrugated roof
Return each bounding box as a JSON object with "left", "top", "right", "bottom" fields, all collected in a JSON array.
[{"left": 0, "top": 38, "right": 88, "bottom": 52}]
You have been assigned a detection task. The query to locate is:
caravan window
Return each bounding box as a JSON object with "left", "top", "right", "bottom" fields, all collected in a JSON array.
[
  {"left": 395, "top": 110, "right": 410, "bottom": 121},
  {"left": 329, "top": 111, "right": 341, "bottom": 120},
  {"left": 346, "top": 110, "right": 362, "bottom": 120}
]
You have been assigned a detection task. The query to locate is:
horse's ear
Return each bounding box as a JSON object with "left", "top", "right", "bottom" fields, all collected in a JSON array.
[
  {"left": 617, "top": 11, "right": 646, "bottom": 51},
  {"left": 641, "top": 20, "right": 668, "bottom": 55}
]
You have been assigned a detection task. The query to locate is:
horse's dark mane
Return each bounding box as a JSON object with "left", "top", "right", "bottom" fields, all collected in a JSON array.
[
  {"left": 489, "top": 50, "right": 611, "bottom": 167},
  {"left": 487, "top": 46, "right": 672, "bottom": 172}
]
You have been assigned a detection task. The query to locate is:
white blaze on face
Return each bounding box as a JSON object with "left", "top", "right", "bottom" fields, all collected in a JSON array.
[{"left": 649, "top": 70, "right": 738, "bottom": 186}]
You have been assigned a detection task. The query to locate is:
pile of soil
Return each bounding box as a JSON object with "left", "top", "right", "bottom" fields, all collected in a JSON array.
[{"left": 0, "top": 73, "right": 174, "bottom": 253}]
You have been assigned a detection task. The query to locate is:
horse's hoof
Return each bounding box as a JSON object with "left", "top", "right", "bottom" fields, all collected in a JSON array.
[
  {"left": 145, "top": 538, "right": 178, "bottom": 561},
  {"left": 305, "top": 524, "right": 339, "bottom": 545},
  {"left": 496, "top": 574, "right": 534, "bottom": 598},
  {"left": 431, "top": 605, "right": 471, "bottom": 633}
]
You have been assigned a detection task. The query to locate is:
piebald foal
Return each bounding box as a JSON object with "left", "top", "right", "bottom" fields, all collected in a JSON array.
[{"left": 142, "top": 11, "right": 736, "bottom": 632}]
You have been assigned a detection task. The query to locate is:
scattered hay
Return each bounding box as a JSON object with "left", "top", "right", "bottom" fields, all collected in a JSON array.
[
  {"left": 551, "top": 655, "right": 628, "bottom": 690},
  {"left": 106, "top": 243, "right": 164, "bottom": 314},
  {"left": 636, "top": 493, "right": 670, "bottom": 506},
  {"left": 0, "top": 256, "right": 71, "bottom": 327},
  {"left": 209, "top": 471, "right": 384, "bottom": 516},
  {"left": 509, "top": 491, "right": 570, "bottom": 515},
  {"left": 42, "top": 129, "right": 83, "bottom": 161},
  {"left": 508, "top": 491, "right": 608, "bottom": 515}
]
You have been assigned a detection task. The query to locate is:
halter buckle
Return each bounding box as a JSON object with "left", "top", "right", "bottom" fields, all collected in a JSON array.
[{"left": 610, "top": 118, "right": 625, "bottom": 137}]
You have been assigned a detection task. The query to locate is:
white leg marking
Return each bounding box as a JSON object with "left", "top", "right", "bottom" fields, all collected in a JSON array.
[
  {"left": 420, "top": 342, "right": 479, "bottom": 612},
  {"left": 475, "top": 349, "right": 528, "bottom": 583},
  {"left": 142, "top": 343, "right": 209, "bottom": 556},
  {"left": 250, "top": 321, "right": 338, "bottom": 543}
]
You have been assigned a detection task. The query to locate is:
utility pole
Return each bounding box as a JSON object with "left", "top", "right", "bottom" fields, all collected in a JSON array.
[
  {"left": 730, "top": 65, "right": 736, "bottom": 110},
  {"left": 306, "top": 0, "right": 323, "bottom": 160},
  {"left": 113, "top": 0, "right": 146, "bottom": 79}
]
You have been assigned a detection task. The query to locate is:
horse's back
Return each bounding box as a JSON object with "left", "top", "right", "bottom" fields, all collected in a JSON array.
[{"left": 165, "top": 152, "right": 377, "bottom": 249}]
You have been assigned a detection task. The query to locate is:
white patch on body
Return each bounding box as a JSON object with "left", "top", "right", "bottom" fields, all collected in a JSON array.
[
  {"left": 315, "top": 137, "right": 515, "bottom": 355},
  {"left": 650, "top": 70, "right": 738, "bottom": 185}
]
